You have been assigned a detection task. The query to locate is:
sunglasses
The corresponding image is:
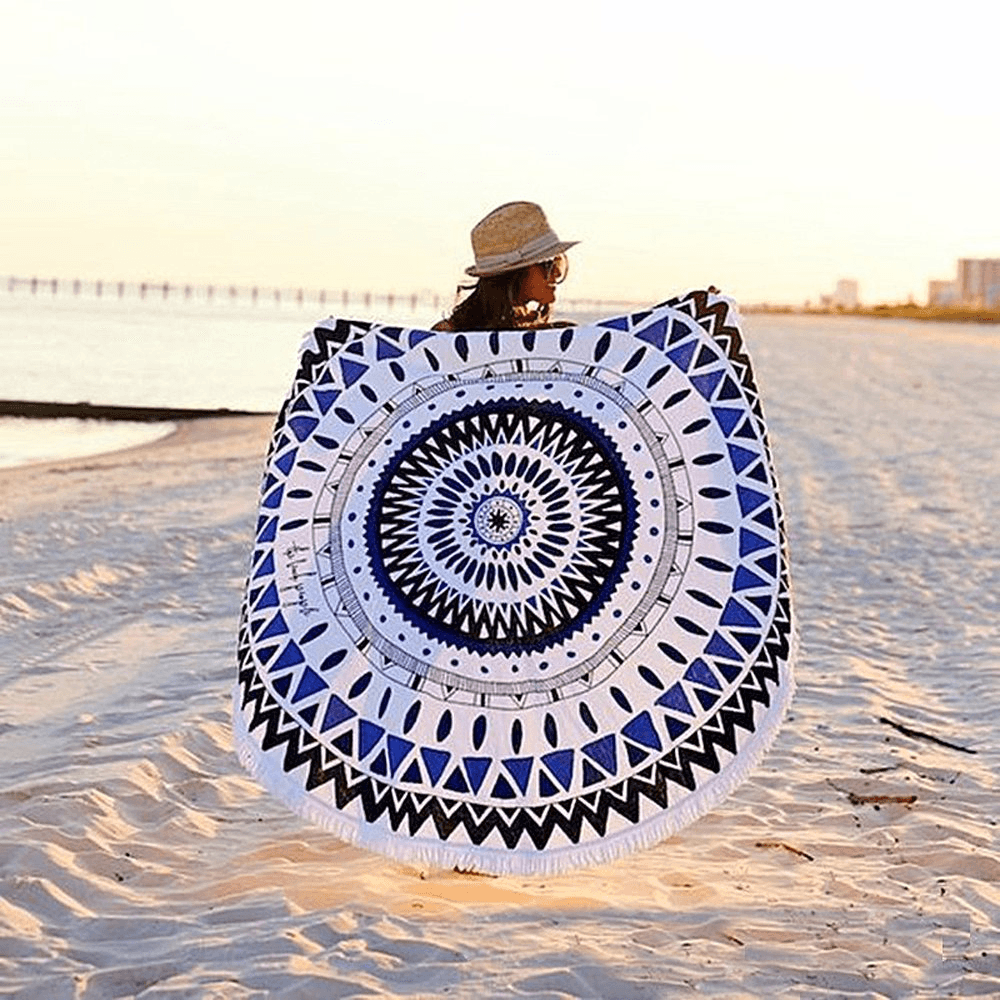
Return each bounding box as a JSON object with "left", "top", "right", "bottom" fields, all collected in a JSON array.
[{"left": 539, "top": 253, "right": 569, "bottom": 285}]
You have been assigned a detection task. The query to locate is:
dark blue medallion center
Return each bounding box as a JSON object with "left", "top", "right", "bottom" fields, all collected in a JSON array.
[{"left": 364, "top": 398, "right": 638, "bottom": 655}]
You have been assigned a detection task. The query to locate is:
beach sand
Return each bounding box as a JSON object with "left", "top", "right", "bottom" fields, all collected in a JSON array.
[{"left": 1, "top": 318, "right": 998, "bottom": 998}]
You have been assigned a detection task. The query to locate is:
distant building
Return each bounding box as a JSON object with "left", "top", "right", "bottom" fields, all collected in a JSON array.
[
  {"left": 957, "top": 259, "right": 1000, "bottom": 307},
  {"left": 927, "top": 279, "right": 958, "bottom": 306},
  {"left": 833, "top": 279, "right": 859, "bottom": 309},
  {"left": 819, "top": 279, "right": 859, "bottom": 310}
]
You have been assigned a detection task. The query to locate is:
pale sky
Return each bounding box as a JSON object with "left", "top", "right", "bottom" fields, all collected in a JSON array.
[{"left": 2, "top": 0, "right": 997, "bottom": 306}]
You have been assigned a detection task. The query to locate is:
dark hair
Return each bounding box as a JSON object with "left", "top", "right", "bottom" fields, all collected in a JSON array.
[{"left": 444, "top": 267, "right": 552, "bottom": 331}]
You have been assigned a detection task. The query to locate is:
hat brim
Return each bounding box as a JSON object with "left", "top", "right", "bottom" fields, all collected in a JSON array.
[{"left": 465, "top": 240, "right": 579, "bottom": 278}]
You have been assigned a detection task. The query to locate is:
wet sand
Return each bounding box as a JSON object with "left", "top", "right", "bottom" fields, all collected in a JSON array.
[{"left": 1, "top": 316, "right": 998, "bottom": 998}]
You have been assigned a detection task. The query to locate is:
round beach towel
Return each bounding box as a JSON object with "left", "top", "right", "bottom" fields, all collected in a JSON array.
[{"left": 234, "top": 289, "right": 795, "bottom": 874}]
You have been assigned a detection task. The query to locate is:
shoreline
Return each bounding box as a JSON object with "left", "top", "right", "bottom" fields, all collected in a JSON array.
[
  {"left": 0, "top": 399, "right": 270, "bottom": 422},
  {"left": 0, "top": 412, "right": 274, "bottom": 521},
  {"left": 746, "top": 304, "right": 1000, "bottom": 324}
]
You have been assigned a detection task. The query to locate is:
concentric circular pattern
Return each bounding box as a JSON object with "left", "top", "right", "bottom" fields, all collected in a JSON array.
[
  {"left": 365, "top": 398, "right": 637, "bottom": 656},
  {"left": 323, "top": 373, "right": 677, "bottom": 696}
]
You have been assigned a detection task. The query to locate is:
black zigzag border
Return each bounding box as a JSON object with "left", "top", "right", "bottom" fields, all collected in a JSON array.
[{"left": 236, "top": 583, "right": 791, "bottom": 852}]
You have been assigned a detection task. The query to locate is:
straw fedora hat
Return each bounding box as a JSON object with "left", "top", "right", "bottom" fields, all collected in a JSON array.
[{"left": 465, "top": 201, "right": 579, "bottom": 278}]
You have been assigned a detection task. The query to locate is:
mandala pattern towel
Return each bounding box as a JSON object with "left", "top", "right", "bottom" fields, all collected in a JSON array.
[{"left": 234, "top": 290, "right": 796, "bottom": 874}]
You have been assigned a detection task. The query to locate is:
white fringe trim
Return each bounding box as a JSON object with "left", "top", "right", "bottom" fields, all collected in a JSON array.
[{"left": 231, "top": 634, "right": 797, "bottom": 877}]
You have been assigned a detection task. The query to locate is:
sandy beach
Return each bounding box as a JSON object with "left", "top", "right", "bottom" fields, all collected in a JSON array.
[{"left": 2, "top": 316, "right": 998, "bottom": 998}]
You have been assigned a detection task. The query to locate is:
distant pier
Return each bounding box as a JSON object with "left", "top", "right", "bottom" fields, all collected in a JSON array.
[{"left": 2, "top": 274, "right": 636, "bottom": 317}]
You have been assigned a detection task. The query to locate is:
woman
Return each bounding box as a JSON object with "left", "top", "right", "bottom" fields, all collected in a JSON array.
[{"left": 433, "top": 201, "right": 578, "bottom": 332}]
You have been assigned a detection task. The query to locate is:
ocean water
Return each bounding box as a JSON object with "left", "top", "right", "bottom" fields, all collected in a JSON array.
[
  {"left": 2, "top": 291, "right": 995, "bottom": 469},
  {"left": 1, "top": 292, "right": 444, "bottom": 468}
]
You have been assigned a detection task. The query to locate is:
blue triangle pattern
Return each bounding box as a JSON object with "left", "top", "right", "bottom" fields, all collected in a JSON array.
[
  {"left": 733, "top": 565, "right": 769, "bottom": 591},
  {"left": 339, "top": 357, "right": 368, "bottom": 387},
  {"left": 400, "top": 760, "right": 422, "bottom": 783},
  {"left": 502, "top": 757, "right": 533, "bottom": 794},
  {"left": 287, "top": 416, "right": 318, "bottom": 443},
  {"left": 705, "top": 631, "right": 743, "bottom": 661},
  {"left": 387, "top": 735, "right": 414, "bottom": 776},
  {"left": 320, "top": 694, "right": 356, "bottom": 732},
  {"left": 695, "top": 687, "right": 720, "bottom": 710},
  {"left": 754, "top": 508, "right": 776, "bottom": 529},
  {"left": 598, "top": 316, "right": 629, "bottom": 330},
  {"left": 539, "top": 771, "right": 560, "bottom": 797},
  {"left": 443, "top": 767, "right": 469, "bottom": 793},
  {"left": 262, "top": 484, "right": 284, "bottom": 509},
  {"left": 312, "top": 389, "right": 340, "bottom": 415},
  {"left": 656, "top": 683, "right": 695, "bottom": 715},
  {"left": 463, "top": 757, "right": 491, "bottom": 794},
  {"left": 713, "top": 407, "right": 744, "bottom": 437},
  {"left": 740, "top": 528, "right": 772, "bottom": 557},
  {"left": 691, "top": 370, "right": 725, "bottom": 400},
  {"left": 491, "top": 775, "right": 517, "bottom": 799},
  {"left": 665, "top": 716, "right": 690, "bottom": 740},
  {"left": 254, "top": 582, "right": 279, "bottom": 611},
  {"left": 721, "top": 599, "right": 760, "bottom": 628},
  {"left": 582, "top": 734, "right": 617, "bottom": 774},
  {"left": 272, "top": 641, "right": 305, "bottom": 672},
  {"left": 668, "top": 320, "right": 692, "bottom": 344},
  {"left": 717, "top": 375, "right": 742, "bottom": 400},
  {"left": 291, "top": 666, "right": 327, "bottom": 703},
  {"left": 717, "top": 660, "right": 743, "bottom": 683},
  {"left": 635, "top": 317, "right": 668, "bottom": 350},
  {"left": 684, "top": 658, "right": 721, "bottom": 690},
  {"left": 358, "top": 720, "right": 384, "bottom": 760},
  {"left": 274, "top": 448, "right": 297, "bottom": 475},
  {"left": 667, "top": 340, "right": 697, "bottom": 371},
  {"left": 258, "top": 612, "right": 290, "bottom": 641},
  {"left": 622, "top": 711, "right": 662, "bottom": 750},
  {"left": 253, "top": 551, "right": 275, "bottom": 579},
  {"left": 376, "top": 337, "right": 404, "bottom": 360},
  {"left": 733, "top": 631, "right": 762, "bottom": 653},
  {"left": 370, "top": 750, "right": 387, "bottom": 775},
  {"left": 728, "top": 444, "right": 758, "bottom": 473},
  {"left": 420, "top": 748, "right": 450, "bottom": 786},
  {"left": 693, "top": 344, "right": 719, "bottom": 369},
  {"left": 331, "top": 730, "right": 353, "bottom": 755},
  {"left": 737, "top": 485, "right": 769, "bottom": 516},
  {"left": 541, "top": 750, "right": 574, "bottom": 791},
  {"left": 756, "top": 553, "right": 778, "bottom": 577},
  {"left": 582, "top": 761, "right": 604, "bottom": 787}
]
